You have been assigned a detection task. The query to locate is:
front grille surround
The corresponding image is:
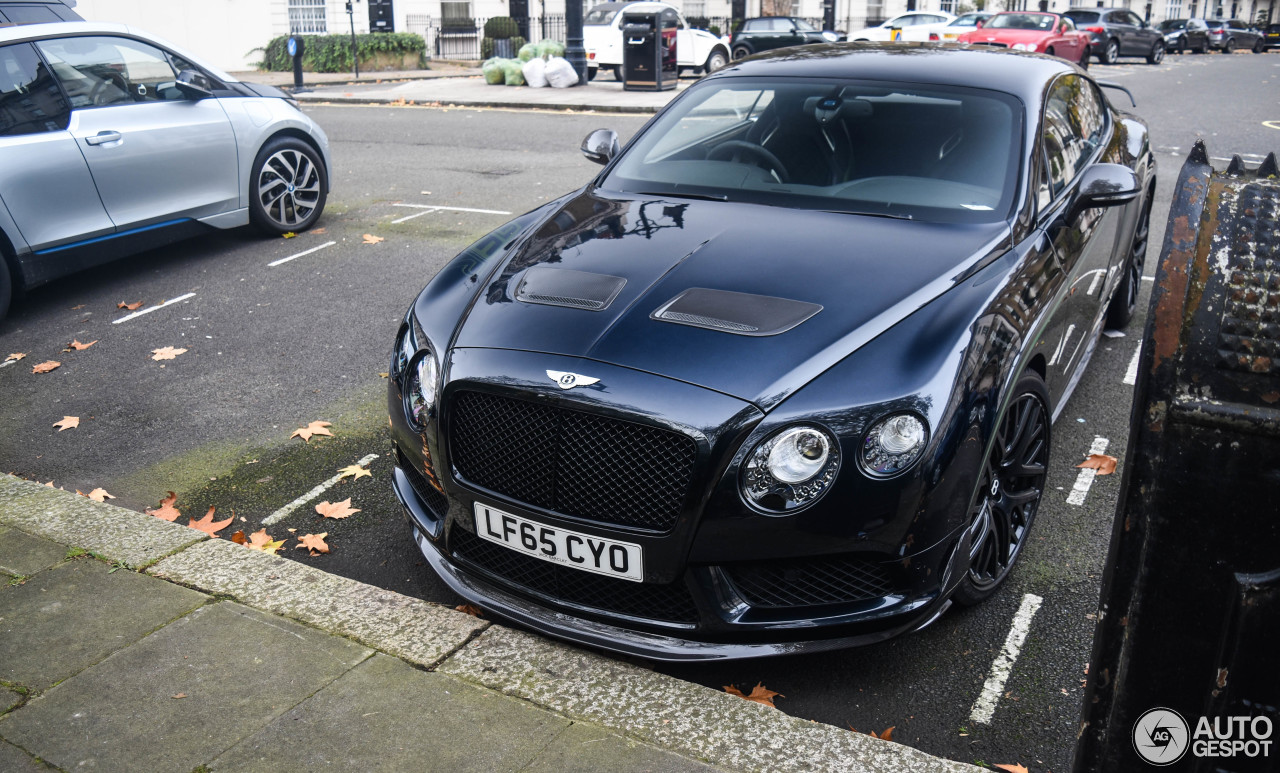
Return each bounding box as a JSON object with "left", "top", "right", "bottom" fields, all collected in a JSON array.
[{"left": 448, "top": 389, "right": 699, "bottom": 532}]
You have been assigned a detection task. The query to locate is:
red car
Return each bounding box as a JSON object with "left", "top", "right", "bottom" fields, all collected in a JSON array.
[{"left": 957, "top": 12, "right": 1091, "bottom": 68}]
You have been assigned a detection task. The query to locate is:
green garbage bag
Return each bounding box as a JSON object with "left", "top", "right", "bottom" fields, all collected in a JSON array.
[
  {"left": 536, "top": 39, "right": 565, "bottom": 58},
  {"left": 481, "top": 58, "right": 504, "bottom": 85},
  {"left": 500, "top": 58, "right": 525, "bottom": 86},
  {"left": 518, "top": 42, "right": 538, "bottom": 62}
]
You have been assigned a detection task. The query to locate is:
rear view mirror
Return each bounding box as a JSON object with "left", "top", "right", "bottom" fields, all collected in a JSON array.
[
  {"left": 176, "top": 69, "right": 213, "bottom": 100},
  {"left": 1068, "top": 163, "right": 1141, "bottom": 222},
  {"left": 976, "top": 19, "right": 985, "bottom": 28},
  {"left": 581, "top": 128, "right": 620, "bottom": 165}
]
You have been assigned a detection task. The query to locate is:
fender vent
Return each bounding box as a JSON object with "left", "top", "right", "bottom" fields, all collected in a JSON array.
[
  {"left": 516, "top": 267, "right": 626, "bottom": 311},
  {"left": 652, "top": 288, "right": 822, "bottom": 336}
]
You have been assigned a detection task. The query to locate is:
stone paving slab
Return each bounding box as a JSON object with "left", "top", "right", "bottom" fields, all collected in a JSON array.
[
  {"left": 0, "top": 559, "right": 207, "bottom": 692},
  {"left": 1, "top": 688, "right": 20, "bottom": 715},
  {"left": 525, "top": 721, "right": 725, "bottom": 773},
  {"left": 211, "top": 654, "right": 572, "bottom": 772},
  {"left": 149, "top": 538, "right": 486, "bottom": 667},
  {"left": 296, "top": 75, "right": 688, "bottom": 113},
  {"left": 0, "top": 739, "right": 54, "bottom": 772},
  {"left": 0, "top": 602, "right": 371, "bottom": 773},
  {"left": 0, "top": 477, "right": 205, "bottom": 568},
  {"left": 0, "top": 527, "right": 67, "bottom": 578},
  {"left": 441, "top": 627, "right": 983, "bottom": 773}
]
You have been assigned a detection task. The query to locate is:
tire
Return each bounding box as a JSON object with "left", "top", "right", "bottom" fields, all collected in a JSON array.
[
  {"left": 249, "top": 136, "right": 327, "bottom": 236},
  {"left": 1045, "top": 46, "right": 1055, "bottom": 58},
  {"left": 0, "top": 253, "right": 12, "bottom": 324},
  {"left": 1079, "top": 45, "right": 1090, "bottom": 69},
  {"left": 704, "top": 48, "right": 729, "bottom": 74},
  {"left": 1224, "top": 37, "right": 1236, "bottom": 53},
  {"left": 1195, "top": 41, "right": 1207, "bottom": 53},
  {"left": 1253, "top": 38, "right": 1265, "bottom": 53},
  {"left": 1146, "top": 40, "right": 1164, "bottom": 64},
  {"left": 1099, "top": 38, "right": 1119, "bottom": 63},
  {"left": 1105, "top": 188, "right": 1153, "bottom": 330},
  {"left": 732, "top": 44, "right": 752, "bottom": 60},
  {"left": 586, "top": 66, "right": 597, "bottom": 81},
  {"left": 609, "top": 65, "right": 621, "bottom": 80},
  {"left": 953, "top": 371, "right": 1051, "bottom": 607}
]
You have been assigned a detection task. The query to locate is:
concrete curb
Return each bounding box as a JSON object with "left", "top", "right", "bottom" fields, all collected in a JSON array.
[
  {"left": 0, "top": 474, "right": 982, "bottom": 773},
  {"left": 298, "top": 93, "right": 663, "bottom": 113}
]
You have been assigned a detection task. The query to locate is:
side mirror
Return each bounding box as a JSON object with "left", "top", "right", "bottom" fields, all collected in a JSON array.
[
  {"left": 581, "top": 128, "right": 619, "bottom": 165},
  {"left": 975, "top": 19, "right": 985, "bottom": 28},
  {"left": 1068, "top": 163, "right": 1141, "bottom": 222},
  {"left": 176, "top": 69, "right": 213, "bottom": 100}
]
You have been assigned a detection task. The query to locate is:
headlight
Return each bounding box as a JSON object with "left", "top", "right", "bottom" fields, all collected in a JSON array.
[
  {"left": 1012, "top": 42, "right": 1032, "bottom": 51},
  {"left": 392, "top": 323, "right": 417, "bottom": 379},
  {"left": 822, "top": 31, "right": 840, "bottom": 42},
  {"left": 860, "top": 413, "right": 928, "bottom": 477},
  {"left": 741, "top": 425, "right": 841, "bottom": 512},
  {"left": 405, "top": 351, "right": 440, "bottom": 428}
]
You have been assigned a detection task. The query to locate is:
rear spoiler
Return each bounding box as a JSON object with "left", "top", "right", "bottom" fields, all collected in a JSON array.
[{"left": 1096, "top": 80, "right": 1136, "bottom": 107}]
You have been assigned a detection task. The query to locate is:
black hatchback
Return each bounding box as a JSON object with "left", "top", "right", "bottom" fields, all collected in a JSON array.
[
  {"left": 729, "top": 17, "right": 838, "bottom": 60},
  {"left": 1064, "top": 7, "right": 1164, "bottom": 63}
]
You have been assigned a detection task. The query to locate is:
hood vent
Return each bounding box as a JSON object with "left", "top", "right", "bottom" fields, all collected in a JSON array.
[
  {"left": 651, "top": 288, "right": 822, "bottom": 337},
  {"left": 516, "top": 267, "right": 627, "bottom": 311}
]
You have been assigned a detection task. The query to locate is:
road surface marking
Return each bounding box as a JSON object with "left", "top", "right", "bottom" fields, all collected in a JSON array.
[
  {"left": 0, "top": 359, "right": 16, "bottom": 369},
  {"left": 1124, "top": 343, "right": 1143, "bottom": 386},
  {"left": 391, "top": 209, "right": 437, "bottom": 224},
  {"left": 112, "top": 293, "right": 196, "bottom": 324},
  {"left": 262, "top": 453, "right": 378, "bottom": 526},
  {"left": 392, "top": 203, "right": 512, "bottom": 215},
  {"left": 268, "top": 240, "right": 336, "bottom": 267},
  {"left": 970, "top": 593, "right": 1044, "bottom": 725},
  {"left": 1067, "top": 436, "right": 1110, "bottom": 506}
]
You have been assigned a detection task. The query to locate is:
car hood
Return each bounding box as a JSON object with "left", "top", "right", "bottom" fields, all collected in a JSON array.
[{"left": 451, "top": 190, "right": 1009, "bottom": 409}]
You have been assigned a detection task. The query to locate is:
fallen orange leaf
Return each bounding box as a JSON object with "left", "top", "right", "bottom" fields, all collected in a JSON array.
[
  {"left": 53, "top": 416, "right": 79, "bottom": 431},
  {"left": 724, "top": 682, "right": 782, "bottom": 708},
  {"left": 150, "top": 346, "right": 188, "bottom": 361},
  {"left": 312, "top": 227, "right": 327, "bottom": 235},
  {"left": 995, "top": 765, "right": 1030, "bottom": 773},
  {"left": 187, "top": 506, "right": 232, "bottom": 537},
  {"left": 362, "top": 233, "right": 385, "bottom": 245},
  {"left": 296, "top": 532, "right": 330, "bottom": 555},
  {"left": 1076, "top": 454, "right": 1118, "bottom": 475},
  {"left": 67, "top": 339, "right": 98, "bottom": 351},
  {"left": 336, "top": 464, "right": 372, "bottom": 481},
  {"left": 118, "top": 301, "right": 144, "bottom": 310},
  {"left": 31, "top": 360, "right": 61, "bottom": 374},
  {"left": 5, "top": 352, "right": 27, "bottom": 362},
  {"left": 455, "top": 604, "right": 485, "bottom": 618},
  {"left": 80, "top": 488, "right": 115, "bottom": 502},
  {"left": 316, "top": 498, "right": 360, "bottom": 519},
  {"left": 171, "top": 693, "right": 187, "bottom": 699},
  {"left": 290, "top": 420, "right": 333, "bottom": 442},
  {"left": 146, "top": 491, "right": 181, "bottom": 522},
  {"left": 229, "top": 530, "right": 247, "bottom": 545},
  {"left": 70, "top": 304, "right": 86, "bottom": 310},
  {"left": 245, "top": 528, "right": 285, "bottom": 553}
]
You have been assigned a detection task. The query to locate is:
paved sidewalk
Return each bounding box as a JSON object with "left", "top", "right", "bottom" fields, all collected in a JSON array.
[{"left": 0, "top": 475, "right": 981, "bottom": 773}]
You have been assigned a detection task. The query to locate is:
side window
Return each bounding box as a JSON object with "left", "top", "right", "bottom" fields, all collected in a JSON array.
[
  {"left": 744, "top": 19, "right": 764, "bottom": 31},
  {"left": 3, "top": 7, "right": 63, "bottom": 23},
  {"left": 1128, "top": 12, "right": 1144, "bottom": 26},
  {"left": 35, "top": 36, "right": 184, "bottom": 109},
  {"left": 1041, "top": 75, "right": 1108, "bottom": 205},
  {"left": 0, "top": 42, "right": 71, "bottom": 136}
]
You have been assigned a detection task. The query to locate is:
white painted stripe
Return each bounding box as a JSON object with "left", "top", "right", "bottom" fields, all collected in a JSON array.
[
  {"left": 262, "top": 453, "right": 379, "bottom": 526},
  {"left": 1067, "top": 436, "right": 1110, "bottom": 506},
  {"left": 1141, "top": 276, "right": 1155, "bottom": 282},
  {"left": 391, "top": 209, "right": 438, "bottom": 224},
  {"left": 392, "top": 203, "right": 512, "bottom": 215},
  {"left": 969, "top": 593, "right": 1044, "bottom": 725},
  {"left": 1086, "top": 270, "right": 1104, "bottom": 296},
  {"left": 111, "top": 292, "right": 196, "bottom": 324},
  {"left": 1124, "top": 343, "right": 1143, "bottom": 386},
  {"left": 268, "top": 240, "right": 337, "bottom": 267},
  {"left": 0, "top": 359, "right": 16, "bottom": 369}
]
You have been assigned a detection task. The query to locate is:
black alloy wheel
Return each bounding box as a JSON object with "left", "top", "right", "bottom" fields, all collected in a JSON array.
[
  {"left": 1105, "top": 187, "right": 1153, "bottom": 329},
  {"left": 1147, "top": 40, "right": 1165, "bottom": 63},
  {"left": 1100, "top": 38, "right": 1120, "bottom": 63},
  {"left": 954, "top": 372, "right": 1050, "bottom": 606}
]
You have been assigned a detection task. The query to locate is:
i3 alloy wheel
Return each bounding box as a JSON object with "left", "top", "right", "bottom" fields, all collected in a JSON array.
[
  {"left": 1106, "top": 188, "right": 1152, "bottom": 329},
  {"left": 954, "top": 372, "right": 1050, "bottom": 605},
  {"left": 1099, "top": 38, "right": 1119, "bottom": 63},
  {"left": 250, "top": 137, "right": 328, "bottom": 235},
  {"left": 1146, "top": 40, "right": 1164, "bottom": 64}
]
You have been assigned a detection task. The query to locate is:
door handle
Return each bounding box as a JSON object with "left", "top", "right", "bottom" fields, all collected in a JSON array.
[{"left": 85, "top": 131, "right": 123, "bottom": 146}]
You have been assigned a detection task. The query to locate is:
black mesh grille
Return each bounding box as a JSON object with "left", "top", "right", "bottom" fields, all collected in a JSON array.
[
  {"left": 396, "top": 447, "right": 450, "bottom": 518},
  {"left": 451, "top": 528, "right": 699, "bottom": 624},
  {"left": 723, "top": 555, "right": 895, "bottom": 608},
  {"left": 449, "top": 390, "right": 697, "bottom": 532}
]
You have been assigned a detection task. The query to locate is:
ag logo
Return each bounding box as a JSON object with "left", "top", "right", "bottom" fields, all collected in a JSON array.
[
  {"left": 546, "top": 370, "right": 601, "bottom": 390},
  {"left": 1133, "top": 708, "right": 1190, "bottom": 765}
]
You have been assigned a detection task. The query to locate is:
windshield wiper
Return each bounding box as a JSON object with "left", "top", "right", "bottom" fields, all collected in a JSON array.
[
  {"left": 634, "top": 190, "right": 729, "bottom": 202},
  {"left": 822, "top": 209, "right": 914, "bottom": 221}
]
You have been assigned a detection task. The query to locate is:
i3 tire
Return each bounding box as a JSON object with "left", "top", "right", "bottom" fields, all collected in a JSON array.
[
  {"left": 705, "top": 49, "right": 729, "bottom": 73},
  {"left": 732, "top": 44, "right": 752, "bottom": 60},
  {"left": 1099, "top": 38, "right": 1119, "bottom": 63},
  {"left": 1146, "top": 40, "right": 1165, "bottom": 63},
  {"left": 1105, "top": 188, "right": 1152, "bottom": 330},
  {"left": 249, "top": 137, "right": 328, "bottom": 236},
  {"left": 954, "top": 371, "right": 1051, "bottom": 606}
]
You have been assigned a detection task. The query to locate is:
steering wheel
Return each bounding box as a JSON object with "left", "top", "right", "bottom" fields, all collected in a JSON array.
[
  {"left": 707, "top": 140, "right": 790, "bottom": 183},
  {"left": 88, "top": 71, "right": 130, "bottom": 106}
]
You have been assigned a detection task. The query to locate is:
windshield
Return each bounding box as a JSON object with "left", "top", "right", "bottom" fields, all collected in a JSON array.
[
  {"left": 1065, "top": 10, "right": 1099, "bottom": 23},
  {"left": 794, "top": 18, "right": 818, "bottom": 31},
  {"left": 1158, "top": 19, "right": 1187, "bottom": 30},
  {"left": 585, "top": 6, "right": 619, "bottom": 25},
  {"left": 1205, "top": 20, "right": 1225, "bottom": 28},
  {"left": 950, "top": 13, "right": 989, "bottom": 25},
  {"left": 601, "top": 77, "right": 1022, "bottom": 224},
  {"left": 989, "top": 13, "right": 1058, "bottom": 30}
]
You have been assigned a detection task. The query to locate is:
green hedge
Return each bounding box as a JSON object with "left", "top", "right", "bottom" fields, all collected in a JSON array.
[{"left": 258, "top": 33, "right": 426, "bottom": 73}]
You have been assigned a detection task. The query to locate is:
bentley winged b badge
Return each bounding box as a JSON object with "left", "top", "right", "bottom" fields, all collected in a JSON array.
[{"left": 547, "top": 370, "right": 601, "bottom": 390}]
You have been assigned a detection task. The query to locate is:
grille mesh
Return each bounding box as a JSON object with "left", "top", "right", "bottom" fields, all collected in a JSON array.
[
  {"left": 450, "top": 390, "right": 697, "bottom": 531},
  {"left": 451, "top": 528, "right": 699, "bottom": 623},
  {"left": 723, "top": 555, "right": 895, "bottom": 608},
  {"left": 396, "top": 447, "right": 449, "bottom": 518}
]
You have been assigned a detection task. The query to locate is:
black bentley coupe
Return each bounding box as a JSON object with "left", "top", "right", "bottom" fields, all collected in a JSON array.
[{"left": 388, "top": 44, "right": 1155, "bottom": 660}]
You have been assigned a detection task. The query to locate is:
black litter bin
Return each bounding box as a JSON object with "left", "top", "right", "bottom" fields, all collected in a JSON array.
[{"left": 622, "top": 7, "right": 677, "bottom": 91}]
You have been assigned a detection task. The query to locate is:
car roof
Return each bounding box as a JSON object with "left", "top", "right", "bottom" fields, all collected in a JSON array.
[
  {"left": 0, "top": 20, "right": 237, "bottom": 81},
  {"left": 718, "top": 43, "right": 1071, "bottom": 105}
]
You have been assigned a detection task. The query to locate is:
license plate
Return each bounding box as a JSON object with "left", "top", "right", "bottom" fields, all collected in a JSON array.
[{"left": 473, "top": 503, "right": 644, "bottom": 582}]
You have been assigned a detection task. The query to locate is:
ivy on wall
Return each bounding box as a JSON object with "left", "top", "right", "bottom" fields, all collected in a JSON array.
[{"left": 257, "top": 33, "right": 427, "bottom": 72}]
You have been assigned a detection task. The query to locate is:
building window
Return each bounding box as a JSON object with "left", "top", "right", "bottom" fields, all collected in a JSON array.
[
  {"left": 1165, "top": 0, "right": 1183, "bottom": 17},
  {"left": 685, "top": 0, "right": 707, "bottom": 16},
  {"left": 867, "top": 0, "right": 884, "bottom": 22},
  {"left": 940, "top": 0, "right": 955, "bottom": 11},
  {"left": 288, "top": 0, "right": 327, "bottom": 34},
  {"left": 441, "top": 1, "right": 473, "bottom": 28}
]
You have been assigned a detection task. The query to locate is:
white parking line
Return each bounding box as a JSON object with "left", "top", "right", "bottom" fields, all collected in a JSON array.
[
  {"left": 392, "top": 203, "right": 513, "bottom": 215},
  {"left": 268, "top": 240, "right": 337, "bottom": 267},
  {"left": 0, "top": 360, "right": 16, "bottom": 369},
  {"left": 969, "top": 593, "right": 1044, "bottom": 725},
  {"left": 111, "top": 292, "right": 196, "bottom": 324},
  {"left": 1124, "top": 343, "right": 1143, "bottom": 386},
  {"left": 261, "top": 453, "right": 378, "bottom": 526},
  {"left": 1067, "top": 436, "right": 1110, "bottom": 506},
  {"left": 391, "top": 209, "right": 437, "bottom": 224}
]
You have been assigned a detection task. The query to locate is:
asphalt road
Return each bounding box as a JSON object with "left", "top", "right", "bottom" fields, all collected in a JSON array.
[{"left": 2, "top": 49, "right": 1276, "bottom": 772}]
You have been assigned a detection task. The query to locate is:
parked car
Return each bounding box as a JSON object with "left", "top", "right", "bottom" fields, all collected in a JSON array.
[
  {"left": 956, "top": 12, "right": 1091, "bottom": 68},
  {"left": 583, "top": 1, "right": 730, "bottom": 80},
  {"left": 901, "top": 11, "right": 993, "bottom": 41},
  {"left": 1265, "top": 22, "right": 1280, "bottom": 49},
  {"left": 1156, "top": 18, "right": 1210, "bottom": 53},
  {"left": 1204, "top": 18, "right": 1266, "bottom": 52},
  {"left": 0, "top": 0, "right": 80, "bottom": 24},
  {"left": 387, "top": 45, "right": 1155, "bottom": 660},
  {"left": 846, "top": 10, "right": 955, "bottom": 41},
  {"left": 729, "top": 16, "right": 838, "bottom": 60},
  {"left": 1064, "top": 7, "right": 1164, "bottom": 63},
  {"left": 0, "top": 22, "right": 331, "bottom": 321}
]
